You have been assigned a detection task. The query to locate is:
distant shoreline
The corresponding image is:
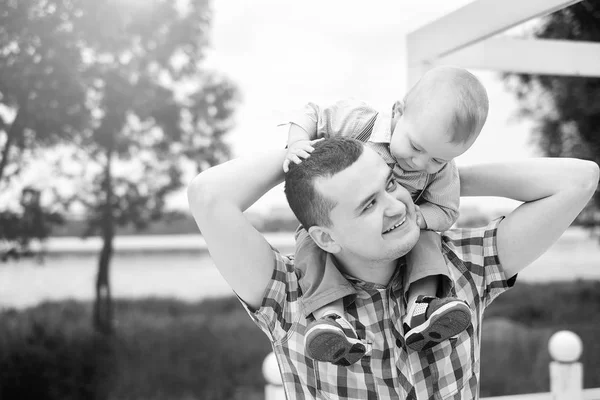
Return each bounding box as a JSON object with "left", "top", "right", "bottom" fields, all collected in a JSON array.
[
  {"left": 38, "top": 226, "right": 594, "bottom": 255},
  {"left": 36, "top": 232, "right": 296, "bottom": 256}
]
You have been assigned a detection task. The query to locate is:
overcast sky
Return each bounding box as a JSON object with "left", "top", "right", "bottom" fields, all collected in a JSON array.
[{"left": 204, "top": 0, "right": 541, "bottom": 213}]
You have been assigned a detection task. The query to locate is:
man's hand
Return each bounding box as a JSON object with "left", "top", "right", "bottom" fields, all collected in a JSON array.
[{"left": 283, "top": 139, "right": 321, "bottom": 172}]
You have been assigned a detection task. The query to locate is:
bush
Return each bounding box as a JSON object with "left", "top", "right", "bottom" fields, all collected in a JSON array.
[
  {"left": 0, "top": 302, "right": 114, "bottom": 400},
  {"left": 0, "top": 298, "right": 271, "bottom": 400},
  {"left": 1, "top": 282, "right": 600, "bottom": 399},
  {"left": 481, "top": 281, "right": 600, "bottom": 396}
]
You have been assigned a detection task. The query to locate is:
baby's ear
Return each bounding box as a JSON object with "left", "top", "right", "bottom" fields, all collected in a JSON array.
[{"left": 392, "top": 100, "right": 404, "bottom": 118}]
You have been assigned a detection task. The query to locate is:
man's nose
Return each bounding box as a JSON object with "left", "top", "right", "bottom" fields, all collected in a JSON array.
[{"left": 384, "top": 193, "right": 406, "bottom": 217}]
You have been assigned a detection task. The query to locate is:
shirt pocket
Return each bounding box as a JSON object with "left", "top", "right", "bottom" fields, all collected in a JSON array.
[
  {"left": 312, "top": 343, "right": 377, "bottom": 400},
  {"left": 431, "top": 332, "right": 476, "bottom": 399}
]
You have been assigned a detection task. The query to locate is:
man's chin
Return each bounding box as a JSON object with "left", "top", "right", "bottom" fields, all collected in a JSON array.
[{"left": 387, "top": 224, "right": 420, "bottom": 258}]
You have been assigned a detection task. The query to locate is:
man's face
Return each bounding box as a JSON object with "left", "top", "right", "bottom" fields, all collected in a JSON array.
[{"left": 314, "top": 147, "right": 420, "bottom": 263}]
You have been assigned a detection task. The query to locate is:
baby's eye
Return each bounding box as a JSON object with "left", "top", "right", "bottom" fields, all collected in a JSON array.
[
  {"left": 411, "top": 143, "right": 422, "bottom": 152},
  {"left": 432, "top": 159, "right": 444, "bottom": 165}
]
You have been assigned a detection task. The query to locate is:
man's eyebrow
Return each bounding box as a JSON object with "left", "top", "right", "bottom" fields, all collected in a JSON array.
[{"left": 354, "top": 169, "right": 394, "bottom": 214}]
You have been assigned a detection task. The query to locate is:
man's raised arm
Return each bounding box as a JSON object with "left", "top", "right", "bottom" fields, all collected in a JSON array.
[
  {"left": 187, "top": 149, "right": 287, "bottom": 309},
  {"left": 460, "top": 158, "right": 599, "bottom": 279}
]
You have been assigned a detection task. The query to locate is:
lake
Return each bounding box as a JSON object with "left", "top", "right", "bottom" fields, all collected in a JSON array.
[{"left": 1, "top": 228, "right": 599, "bottom": 309}]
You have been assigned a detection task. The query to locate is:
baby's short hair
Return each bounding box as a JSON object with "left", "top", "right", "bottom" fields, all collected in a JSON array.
[{"left": 404, "top": 66, "right": 489, "bottom": 144}]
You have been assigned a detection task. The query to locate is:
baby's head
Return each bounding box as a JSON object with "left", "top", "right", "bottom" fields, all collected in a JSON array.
[{"left": 390, "top": 66, "right": 489, "bottom": 174}]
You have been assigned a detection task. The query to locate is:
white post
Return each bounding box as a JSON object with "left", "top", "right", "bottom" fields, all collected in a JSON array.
[
  {"left": 262, "top": 352, "right": 285, "bottom": 400},
  {"left": 548, "top": 330, "right": 584, "bottom": 400}
]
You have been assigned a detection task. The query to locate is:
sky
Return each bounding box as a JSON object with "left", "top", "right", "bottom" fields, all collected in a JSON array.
[{"left": 201, "top": 0, "right": 541, "bottom": 214}]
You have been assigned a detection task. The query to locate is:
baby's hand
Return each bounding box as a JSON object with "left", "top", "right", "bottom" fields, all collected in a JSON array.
[
  {"left": 283, "top": 139, "right": 321, "bottom": 172},
  {"left": 414, "top": 205, "right": 426, "bottom": 229}
]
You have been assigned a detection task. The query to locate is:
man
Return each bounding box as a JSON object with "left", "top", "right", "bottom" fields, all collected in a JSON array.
[{"left": 187, "top": 137, "right": 598, "bottom": 399}]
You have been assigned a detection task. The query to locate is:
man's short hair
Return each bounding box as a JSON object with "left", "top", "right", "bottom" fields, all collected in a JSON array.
[{"left": 284, "top": 137, "right": 364, "bottom": 229}]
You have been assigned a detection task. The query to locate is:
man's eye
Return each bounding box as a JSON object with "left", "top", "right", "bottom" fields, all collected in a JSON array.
[
  {"left": 365, "top": 200, "right": 375, "bottom": 211},
  {"left": 386, "top": 179, "right": 398, "bottom": 191}
]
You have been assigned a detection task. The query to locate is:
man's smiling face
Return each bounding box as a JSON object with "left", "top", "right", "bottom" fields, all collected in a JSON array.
[{"left": 314, "top": 146, "right": 421, "bottom": 263}]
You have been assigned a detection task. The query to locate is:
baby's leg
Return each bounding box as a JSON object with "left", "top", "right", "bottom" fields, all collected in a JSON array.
[
  {"left": 405, "top": 274, "right": 438, "bottom": 305},
  {"left": 294, "top": 226, "right": 355, "bottom": 317},
  {"left": 312, "top": 298, "right": 344, "bottom": 320},
  {"left": 294, "top": 226, "right": 365, "bottom": 365},
  {"left": 403, "top": 231, "right": 472, "bottom": 351}
]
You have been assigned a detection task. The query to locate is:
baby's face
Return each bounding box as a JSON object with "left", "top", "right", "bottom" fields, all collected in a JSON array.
[{"left": 389, "top": 109, "right": 472, "bottom": 174}]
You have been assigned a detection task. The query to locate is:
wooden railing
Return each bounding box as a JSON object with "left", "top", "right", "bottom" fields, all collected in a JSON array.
[{"left": 262, "top": 330, "right": 600, "bottom": 400}]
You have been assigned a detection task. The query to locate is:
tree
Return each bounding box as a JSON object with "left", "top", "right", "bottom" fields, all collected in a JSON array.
[
  {"left": 0, "top": 187, "right": 63, "bottom": 263},
  {"left": 504, "top": 0, "right": 600, "bottom": 235},
  {"left": 1, "top": 0, "right": 239, "bottom": 334},
  {"left": 0, "top": 0, "right": 89, "bottom": 187}
]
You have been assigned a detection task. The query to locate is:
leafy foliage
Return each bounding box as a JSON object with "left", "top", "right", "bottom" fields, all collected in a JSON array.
[{"left": 0, "top": 0, "right": 239, "bottom": 332}]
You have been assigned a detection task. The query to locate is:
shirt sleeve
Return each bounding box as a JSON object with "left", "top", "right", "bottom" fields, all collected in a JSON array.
[
  {"left": 443, "top": 217, "right": 517, "bottom": 309},
  {"left": 236, "top": 250, "right": 302, "bottom": 344},
  {"left": 284, "top": 99, "right": 378, "bottom": 140},
  {"left": 418, "top": 161, "right": 460, "bottom": 231}
]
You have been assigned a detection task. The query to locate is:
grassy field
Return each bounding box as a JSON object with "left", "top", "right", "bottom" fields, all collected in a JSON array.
[{"left": 1, "top": 280, "right": 600, "bottom": 400}]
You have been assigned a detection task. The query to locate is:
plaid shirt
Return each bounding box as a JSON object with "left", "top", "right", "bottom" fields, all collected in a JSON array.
[
  {"left": 239, "top": 219, "right": 516, "bottom": 400},
  {"left": 288, "top": 99, "right": 460, "bottom": 231}
]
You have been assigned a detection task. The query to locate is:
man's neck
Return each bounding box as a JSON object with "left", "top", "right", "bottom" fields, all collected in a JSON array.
[{"left": 332, "top": 253, "right": 398, "bottom": 286}]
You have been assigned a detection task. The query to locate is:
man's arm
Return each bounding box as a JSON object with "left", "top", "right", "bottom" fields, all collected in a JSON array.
[
  {"left": 187, "top": 149, "right": 287, "bottom": 309},
  {"left": 460, "top": 158, "right": 599, "bottom": 279}
]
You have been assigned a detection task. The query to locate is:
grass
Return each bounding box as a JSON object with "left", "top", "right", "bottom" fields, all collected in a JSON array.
[
  {"left": 0, "top": 298, "right": 272, "bottom": 400},
  {"left": 1, "top": 281, "right": 600, "bottom": 400}
]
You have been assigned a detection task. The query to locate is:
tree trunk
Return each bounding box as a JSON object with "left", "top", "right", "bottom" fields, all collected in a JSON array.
[
  {"left": 0, "top": 109, "right": 25, "bottom": 186},
  {"left": 93, "top": 147, "right": 115, "bottom": 335}
]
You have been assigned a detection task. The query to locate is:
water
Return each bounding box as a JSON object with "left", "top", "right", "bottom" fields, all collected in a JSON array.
[{"left": 1, "top": 229, "right": 599, "bottom": 310}]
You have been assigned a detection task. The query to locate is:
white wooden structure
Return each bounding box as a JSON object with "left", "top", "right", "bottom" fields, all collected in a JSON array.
[
  {"left": 262, "top": 330, "right": 600, "bottom": 400},
  {"left": 405, "top": 0, "right": 600, "bottom": 87}
]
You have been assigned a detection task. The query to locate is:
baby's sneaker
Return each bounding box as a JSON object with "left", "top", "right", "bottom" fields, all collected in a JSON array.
[
  {"left": 404, "top": 295, "right": 471, "bottom": 351},
  {"left": 304, "top": 312, "right": 366, "bottom": 366}
]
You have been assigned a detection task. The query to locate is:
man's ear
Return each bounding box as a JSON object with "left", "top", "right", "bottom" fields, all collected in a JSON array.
[{"left": 307, "top": 226, "right": 341, "bottom": 254}]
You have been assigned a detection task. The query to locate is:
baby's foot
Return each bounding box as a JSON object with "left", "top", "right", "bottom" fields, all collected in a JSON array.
[
  {"left": 404, "top": 295, "right": 471, "bottom": 351},
  {"left": 304, "top": 312, "right": 366, "bottom": 366}
]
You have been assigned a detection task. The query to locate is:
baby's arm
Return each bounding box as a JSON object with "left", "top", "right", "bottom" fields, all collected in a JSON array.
[
  {"left": 417, "top": 161, "right": 460, "bottom": 231},
  {"left": 282, "top": 110, "right": 318, "bottom": 172},
  {"left": 283, "top": 100, "right": 377, "bottom": 171}
]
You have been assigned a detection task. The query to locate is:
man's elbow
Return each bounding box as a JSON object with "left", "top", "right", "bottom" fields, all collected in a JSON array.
[
  {"left": 576, "top": 160, "right": 600, "bottom": 195},
  {"left": 187, "top": 174, "right": 219, "bottom": 218}
]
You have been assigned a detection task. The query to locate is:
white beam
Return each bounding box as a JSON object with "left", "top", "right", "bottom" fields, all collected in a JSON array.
[
  {"left": 407, "top": 0, "right": 581, "bottom": 66},
  {"left": 436, "top": 37, "right": 600, "bottom": 78}
]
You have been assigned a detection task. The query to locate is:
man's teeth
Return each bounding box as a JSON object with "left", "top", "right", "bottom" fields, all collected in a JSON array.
[{"left": 384, "top": 217, "right": 406, "bottom": 233}]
